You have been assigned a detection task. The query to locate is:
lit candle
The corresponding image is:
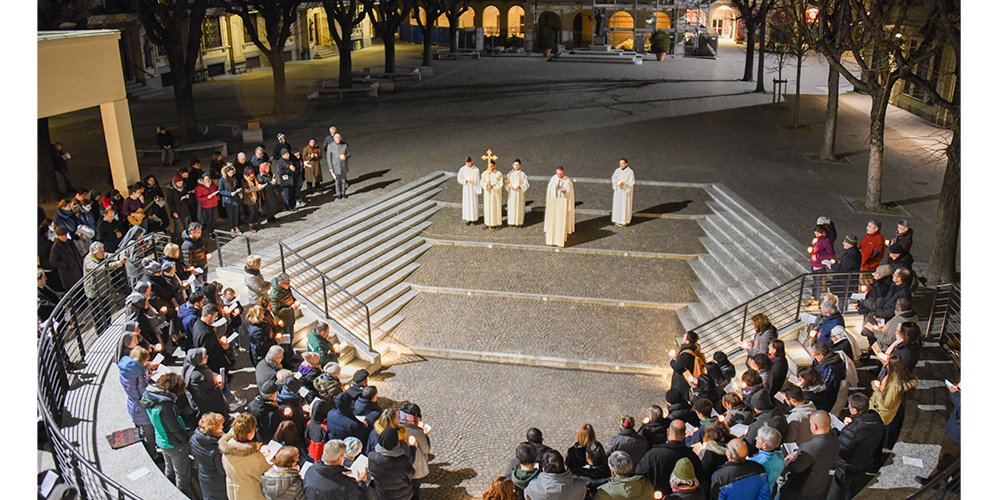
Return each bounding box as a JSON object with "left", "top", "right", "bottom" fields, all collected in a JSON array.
[
  {"left": 654, "top": 492, "right": 663, "bottom": 500},
  {"left": 669, "top": 349, "right": 676, "bottom": 358},
  {"left": 155, "top": 343, "right": 163, "bottom": 351},
  {"left": 276, "top": 333, "right": 283, "bottom": 341},
  {"left": 861, "top": 285, "right": 868, "bottom": 293},
  {"left": 278, "top": 320, "right": 284, "bottom": 326},
  {"left": 812, "top": 238, "right": 818, "bottom": 244},
  {"left": 283, "top": 407, "right": 292, "bottom": 416},
  {"left": 743, "top": 341, "right": 753, "bottom": 350},
  {"left": 807, "top": 246, "right": 813, "bottom": 253},
  {"left": 160, "top": 306, "right": 168, "bottom": 313},
  {"left": 207, "top": 253, "right": 213, "bottom": 260},
  {"left": 830, "top": 259, "right": 836, "bottom": 264},
  {"left": 303, "top": 404, "right": 311, "bottom": 413},
  {"left": 844, "top": 417, "right": 852, "bottom": 424},
  {"left": 718, "top": 415, "right": 725, "bottom": 421},
  {"left": 408, "top": 435, "right": 417, "bottom": 446},
  {"left": 417, "top": 422, "right": 425, "bottom": 429},
  {"left": 216, "top": 374, "right": 223, "bottom": 383},
  {"left": 885, "top": 239, "right": 890, "bottom": 246},
  {"left": 643, "top": 417, "right": 650, "bottom": 424},
  {"left": 810, "top": 330, "right": 818, "bottom": 338}
]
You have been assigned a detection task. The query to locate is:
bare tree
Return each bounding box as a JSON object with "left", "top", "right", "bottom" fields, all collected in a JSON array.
[
  {"left": 413, "top": 0, "right": 447, "bottom": 66},
  {"left": 443, "top": 0, "right": 470, "bottom": 53},
  {"left": 730, "top": 0, "right": 779, "bottom": 84},
  {"left": 770, "top": 4, "right": 811, "bottom": 127},
  {"left": 322, "top": 0, "right": 373, "bottom": 89},
  {"left": 134, "top": 0, "right": 210, "bottom": 142},
  {"left": 222, "top": 0, "right": 302, "bottom": 115},
  {"left": 368, "top": 0, "right": 413, "bottom": 74}
]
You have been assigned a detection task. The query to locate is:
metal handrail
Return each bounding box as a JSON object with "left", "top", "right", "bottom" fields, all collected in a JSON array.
[
  {"left": 927, "top": 283, "right": 960, "bottom": 366},
  {"left": 213, "top": 230, "right": 374, "bottom": 350},
  {"left": 905, "top": 459, "right": 960, "bottom": 499},
  {"left": 37, "top": 232, "right": 171, "bottom": 500},
  {"left": 688, "top": 271, "right": 869, "bottom": 356}
]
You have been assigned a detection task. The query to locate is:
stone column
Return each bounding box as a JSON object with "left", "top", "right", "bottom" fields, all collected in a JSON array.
[{"left": 100, "top": 98, "right": 140, "bottom": 194}]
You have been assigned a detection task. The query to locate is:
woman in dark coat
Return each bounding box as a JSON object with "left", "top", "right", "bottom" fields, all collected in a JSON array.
[
  {"left": 189, "top": 412, "right": 228, "bottom": 500},
  {"left": 247, "top": 305, "right": 278, "bottom": 366},
  {"left": 143, "top": 175, "right": 165, "bottom": 200},
  {"left": 182, "top": 348, "right": 229, "bottom": 425},
  {"left": 878, "top": 322, "right": 922, "bottom": 379},
  {"left": 566, "top": 423, "right": 596, "bottom": 471},
  {"left": 768, "top": 339, "right": 789, "bottom": 395},
  {"left": 369, "top": 427, "right": 415, "bottom": 500},
  {"left": 257, "top": 162, "right": 280, "bottom": 223}
]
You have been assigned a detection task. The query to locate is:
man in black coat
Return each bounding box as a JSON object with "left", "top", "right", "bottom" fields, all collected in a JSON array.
[
  {"left": 49, "top": 227, "right": 83, "bottom": 290},
  {"left": 605, "top": 415, "right": 648, "bottom": 466},
  {"left": 670, "top": 331, "right": 703, "bottom": 398},
  {"left": 248, "top": 379, "right": 283, "bottom": 444},
  {"left": 190, "top": 304, "right": 232, "bottom": 373},
  {"left": 778, "top": 411, "right": 841, "bottom": 500},
  {"left": 637, "top": 406, "right": 671, "bottom": 447},
  {"left": 886, "top": 243, "right": 914, "bottom": 272},
  {"left": 743, "top": 390, "right": 789, "bottom": 455},
  {"left": 635, "top": 420, "right": 706, "bottom": 493},
  {"left": 827, "top": 234, "right": 862, "bottom": 297},
  {"left": 665, "top": 389, "right": 700, "bottom": 428},
  {"left": 180, "top": 223, "right": 207, "bottom": 271},
  {"left": 274, "top": 149, "right": 297, "bottom": 212},
  {"left": 327, "top": 392, "right": 369, "bottom": 447},
  {"left": 304, "top": 438, "right": 368, "bottom": 500},
  {"left": 95, "top": 209, "right": 124, "bottom": 253},
  {"left": 828, "top": 395, "right": 885, "bottom": 500},
  {"left": 343, "top": 369, "right": 369, "bottom": 405}
]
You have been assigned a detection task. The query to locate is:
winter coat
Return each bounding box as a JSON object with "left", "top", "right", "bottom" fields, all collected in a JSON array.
[
  {"left": 369, "top": 443, "right": 415, "bottom": 500},
  {"left": 697, "top": 439, "right": 729, "bottom": 482},
  {"left": 314, "top": 373, "right": 344, "bottom": 402},
  {"left": 327, "top": 393, "right": 369, "bottom": 445},
  {"left": 523, "top": 470, "right": 587, "bottom": 500},
  {"left": 400, "top": 421, "right": 431, "bottom": 479},
  {"left": 635, "top": 442, "right": 706, "bottom": 493},
  {"left": 182, "top": 349, "right": 228, "bottom": 418},
  {"left": 875, "top": 283, "right": 911, "bottom": 321},
  {"left": 117, "top": 356, "right": 152, "bottom": 426},
  {"left": 709, "top": 460, "right": 769, "bottom": 500},
  {"left": 669, "top": 343, "right": 701, "bottom": 395},
  {"left": 178, "top": 302, "right": 201, "bottom": 334},
  {"left": 748, "top": 448, "right": 784, "bottom": 492},
  {"left": 566, "top": 442, "right": 589, "bottom": 471},
  {"left": 858, "top": 276, "right": 893, "bottom": 316},
  {"left": 858, "top": 232, "right": 885, "bottom": 271},
  {"left": 242, "top": 173, "right": 266, "bottom": 207},
  {"left": 870, "top": 377, "right": 918, "bottom": 425},
  {"left": 83, "top": 252, "right": 123, "bottom": 299},
  {"left": 780, "top": 432, "right": 840, "bottom": 498},
  {"left": 139, "top": 385, "right": 188, "bottom": 449},
  {"left": 366, "top": 423, "right": 410, "bottom": 460},
  {"left": 270, "top": 278, "right": 296, "bottom": 317},
  {"left": 814, "top": 352, "right": 846, "bottom": 413},
  {"left": 327, "top": 140, "right": 350, "bottom": 176},
  {"left": 355, "top": 397, "right": 381, "bottom": 421},
  {"left": 55, "top": 208, "right": 81, "bottom": 235},
  {"left": 889, "top": 251, "right": 914, "bottom": 272},
  {"left": 743, "top": 408, "right": 788, "bottom": 455},
  {"left": 809, "top": 234, "right": 834, "bottom": 269},
  {"left": 249, "top": 396, "right": 284, "bottom": 444},
  {"left": 783, "top": 402, "right": 817, "bottom": 447},
  {"left": 724, "top": 403, "right": 755, "bottom": 428},
  {"left": 303, "top": 462, "right": 367, "bottom": 500},
  {"left": 835, "top": 410, "right": 884, "bottom": 474},
  {"left": 274, "top": 140, "right": 296, "bottom": 162},
  {"left": 218, "top": 431, "right": 271, "bottom": 500},
  {"left": 218, "top": 175, "right": 242, "bottom": 208},
  {"left": 166, "top": 183, "right": 191, "bottom": 220},
  {"left": 814, "top": 312, "right": 845, "bottom": 347},
  {"left": 877, "top": 309, "right": 918, "bottom": 351},
  {"left": 605, "top": 428, "right": 649, "bottom": 466},
  {"left": 257, "top": 357, "right": 281, "bottom": 390},
  {"left": 190, "top": 429, "right": 228, "bottom": 500},
  {"left": 307, "top": 329, "right": 340, "bottom": 367},
  {"left": 768, "top": 355, "right": 789, "bottom": 398},
  {"left": 38, "top": 284, "right": 60, "bottom": 321},
  {"left": 571, "top": 463, "right": 613, "bottom": 496},
  {"left": 261, "top": 465, "right": 306, "bottom": 500},
  {"left": 95, "top": 218, "right": 124, "bottom": 253},
  {"left": 747, "top": 325, "right": 777, "bottom": 360},
  {"left": 302, "top": 145, "right": 324, "bottom": 184},
  {"left": 196, "top": 180, "right": 220, "bottom": 209},
  {"left": 274, "top": 158, "right": 296, "bottom": 187},
  {"left": 637, "top": 418, "right": 671, "bottom": 448},
  {"left": 181, "top": 230, "right": 207, "bottom": 270},
  {"left": 50, "top": 239, "right": 84, "bottom": 289},
  {"left": 192, "top": 318, "right": 230, "bottom": 373},
  {"left": 829, "top": 245, "right": 862, "bottom": 274},
  {"left": 245, "top": 266, "right": 271, "bottom": 306},
  {"left": 506, "top": 441, "right": 554, "bottom": 479},
  {"left": 890, "top": 229, "right": 914, "bottom": 254},
  {"left": 594, "top": 475, "right": 654, "bottom": 500},
  {"left": 666, "top": 402, "right": 701, "bottom": 429},
  {"left": 249, "top": 321, "right": 277, "bottom": 364}
]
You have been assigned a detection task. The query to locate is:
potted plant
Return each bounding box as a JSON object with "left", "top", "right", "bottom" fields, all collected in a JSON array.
[
  {"left": 538, "top": 25, "right": 556, "bottom": 57},
  {"left": 650, "top": 30, "right": 670, "bottom": 60}
]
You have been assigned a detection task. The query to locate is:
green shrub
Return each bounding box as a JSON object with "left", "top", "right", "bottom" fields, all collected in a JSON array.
[{"left": 650, "top": 30, "right": 670, "bottom": 53}]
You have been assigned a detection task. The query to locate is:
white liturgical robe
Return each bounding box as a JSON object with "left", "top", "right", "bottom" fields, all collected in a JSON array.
[
  {"left": 457, "top": 165, "right": 480, "bottom": 222},
  {"left": 611, "top": 166, "right": 635, "bottom": 225},
  {"left": 544, "top": 174, "right": 575, "bottom": 247},
  {"left": 479, "top": 168, "right": 504, "bottom": 227},
  {"left": 506, "top": 169, "right": 529, "bottom": 226}
]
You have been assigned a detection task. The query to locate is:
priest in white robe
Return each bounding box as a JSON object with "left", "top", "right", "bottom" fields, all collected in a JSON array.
[
  {"left": 479, "top": 160, "right": 504, "bottom": 228},
  {"left": 505, "top": 159, "right": 529, "bottom": 227},
  {"left": 544, "top": 167, "right": 575, "bottom": 247},
  {"left": 611, "top": 158, "right": 635, "bottom": 226},
  {"left": 457, "top": 156, "right": 480, "bottom": 225}
]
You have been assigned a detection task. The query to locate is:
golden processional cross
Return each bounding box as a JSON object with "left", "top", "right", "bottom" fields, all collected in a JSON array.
[{"left": 481, "top": 148, "right": 498, "bottom": 165}]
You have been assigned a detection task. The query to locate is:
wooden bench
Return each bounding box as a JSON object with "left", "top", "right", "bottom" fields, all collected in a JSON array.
[
  {"left": 365, "top": 65, "right": 433, "bottom": 77},
  {"left": 193, "top": 68, "right": 211, "bottom": 83},
  {"left": 434, "top": 49, "right": 481, "bottom": 60},
  {"left": 307, "top": 82, "right": 380, "bottom": 100},
  {"left": 231, "top": 60, "right": 251, "bottom": 75},
  {"left": 136, "top": 140, "right": 228, "bottom": 159}
]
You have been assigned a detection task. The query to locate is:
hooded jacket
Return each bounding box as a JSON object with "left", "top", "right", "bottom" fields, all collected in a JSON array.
[
  {"left": 117, "top": 355, "right": 152, "bottom": 426},
  {"left": 522, "top": 469, "right": 587, "bottom": 500},
  {"left": 814, "top": 312, "right": 845, "bottom": 347},
  {"left": 698, "top": 439, "right": 729, "bottom": 481},
  {"left": 192, "top": 317, "right": 230, "bottom": 373},
  {"left": 180, "top": 230, "right": 207, "bottom": 269},
  {"left": 189, "top": 428, "right": 227, "bottom": 500},
  {"left": 401, "top": 418, "right": 432, "bottom": 479},
  {"left": 783, "top": 402, "right": 817, "bottom": 446},
  {"left": 249, "top": 396, "right": 283, "bottom": 444},
  {"left": 182, "top": 348, "right": 228, "bottom": 418},
  {"left": 303, "top": 461, "right": 367, "bottom": 500},
  {"left": 327, "top": 392, "right": 369, "bottom": 446},
  {"left": 261, "top": 464, "right": 306, "bottom": 500},
  {"left": 511, "top": 466, "right": 541, "bottom": 492},
  {"left": 815, "top": 352, "right": 847, "bottom": 413},
  {"left": 369, "top": 442, "right": 415, "bottom": 500},
  {"left": 635, "top": 442, "right": 706, "bottom": 493},
  {"left": 606, "top": 428, "right": 649, "bottom": 466},
  {"left": 218, "top": 431, "right": 270, "bottom": 500},
  {"left": 314, "top": 373, "right": 344, "bottom": 402},
  {"left": 139, "top": 385, "right": 187, "bottom": 449}
]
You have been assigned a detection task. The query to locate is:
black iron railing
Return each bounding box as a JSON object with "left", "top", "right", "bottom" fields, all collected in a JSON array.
[
  {"left": 926, "top": 282, "right": 960, "bottom": 366},
  {"left": 38, "top": 232, "right": 171, "bottom": 500},
  {"left": 214, "top": 230, "right": 373, "bottom": 350},
  {"left": 688, "top": 271, "right": 867, "bottom": 356},
  {"left": 905, "top": 459, "right": 960, "bottom": 499}
]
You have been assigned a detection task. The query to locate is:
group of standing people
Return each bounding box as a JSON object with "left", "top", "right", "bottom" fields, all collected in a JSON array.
[{"left": 457, "top": 157, "right": 636, "bottom": 247}]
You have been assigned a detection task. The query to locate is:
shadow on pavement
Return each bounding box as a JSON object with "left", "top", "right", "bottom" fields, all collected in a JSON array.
[
  {"left": 350, "top": 169, "right": 390, "bottom": 185},
  {"left": 640, "top": 200, "right": 694, "bottom": 214},
  {"left": 352, "top": 179, "right": 401, "bottom": 195},
  {"left": 568, "top": 215, "right": 615, "bottom": 246},
  {"left": 423, "top": 462, "right": 477, "bottom": 500}
]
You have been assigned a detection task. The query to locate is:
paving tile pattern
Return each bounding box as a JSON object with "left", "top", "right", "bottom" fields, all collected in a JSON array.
[
  {"left": 421, "top": 209, "right": 706, "bottom": 255},
  {"left": 387, "top": 293, "right": 682, "bottom": 365},
  {"left": 406, "top": 245, "right": 698, "bottom": 303},
  {"left": 368, "top": 358, "right": 671, "bottom": 500}
]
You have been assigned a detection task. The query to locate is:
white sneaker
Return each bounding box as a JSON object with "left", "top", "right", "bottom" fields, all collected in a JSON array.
[{"left": 296, "top": 201, "right": 306, "bottom": 208}]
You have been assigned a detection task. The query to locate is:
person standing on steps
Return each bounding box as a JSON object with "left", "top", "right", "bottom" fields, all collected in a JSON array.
[
  {"left": 327, "top": 133, "right": 351, "bottom": 200},
  {"left": 611, "top": 158, "right": 635, "bottom": 227}
]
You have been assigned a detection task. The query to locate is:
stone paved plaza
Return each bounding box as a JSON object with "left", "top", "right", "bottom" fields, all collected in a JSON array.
[{"left": 44, "top": 39, "right": 959, "bottom": 500}]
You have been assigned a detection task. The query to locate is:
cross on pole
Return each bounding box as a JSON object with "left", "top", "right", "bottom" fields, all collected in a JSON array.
[{"left": 481, "top": 148, "right": 498, "bottom": 166}]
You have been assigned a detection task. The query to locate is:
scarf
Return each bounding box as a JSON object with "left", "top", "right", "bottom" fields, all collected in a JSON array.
[
  {"left": 244, "top": 174, "right": 259, "bottom": 204},
  {"left": 244, "top": 265, "right": 260, "bottom": 276},
  {"left": 198, "top": 177, "right": 212, "bottom": 188}
]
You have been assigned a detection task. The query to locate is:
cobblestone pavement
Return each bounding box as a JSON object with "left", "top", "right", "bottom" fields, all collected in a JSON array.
[
  {"left": 433, "top": 177, "right": 713, "bottom": 216},
  {"left": 368, "top": 357, "right": 671, "bottom": 500},
  {"left": 421, "top": 209, "right": 706, "bottom": 255},
  {"left": 407, "top": 245, "right": 698, "bottom": 303},
  {"left": 387, "top": 293, "right": 681, "bottom": 365}
]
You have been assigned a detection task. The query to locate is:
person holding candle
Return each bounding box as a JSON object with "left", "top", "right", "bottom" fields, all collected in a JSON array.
[
  {"left": 505, "top": 159, "right": 530, "bottom": 227},
  {"left": 807, "top": 225, "right": 835, "bottom": 306},
  {"left": 314, "top": 362, "right": 344, "bottom": 402},
  {"left": 743, "top": 314, "right": 776, "bottom": 365},
  {"left": 180, "top": 222, "right": 208, "bottom": 273},
  {"left": 189, "top": 413, "right": 228, "bottom": 500},
  {"left": 354, "top": 386, "right": 383, "bottom": 429},
  {"left": 303, "top": 438, "right": 369, "bottom": 500},
  {"left": 399, "top": 403, "right": 431, "bottom": 500},
  {"left": 606, "top": 416, "right": 649, "bottom": 466},
  {"left": 858, "top": 220, "right": 885, "bottom": 275},
  {"left": 638, "top": 406, "right": 671, "bottom": 447},
  {"left": 140, "top": 372, "right": 194, "bottom": 497},
  {"left": 194, "top": 172, "right": 219, "bottom": 236},
  {"left": 249, "top": 380, "right": 284, "bottom": 444},
  {"left": 192, "top": 304, "right": 233, "bottom": 373},
  {"left": 307, "top": 322, "right": 344, "bottom": 368},
  {"left": 721, "top": 393, "right": 754, "bottom": 429},
  {"left": 670, "top": 332, "right": 706, "bottom": 400},
  {"left": 611, "top": 158, "right": 635, "bottom": 227},
  {"left": 828, "top": 394, "right": 884, "bottom": 500},
  {"left": 567, "top": 423, "right": 598, "bottom": 471},
  {"left": 270, "top": 273, "right": 300, "bottom": 367},
  {"left": 219, "top": 412, "right": 271, "bottom": 500},
  {"left": 118, "top": 344, "right": 158, "bottom": 458},
  {"left": 182, "top": 347, "right": 230, "bottom": 427},
  {"left": 869, "top": 356, "right": 918, "bottom": 468}
]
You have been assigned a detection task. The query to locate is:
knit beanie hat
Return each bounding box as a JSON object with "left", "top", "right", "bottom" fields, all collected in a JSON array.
[
  {"left": 619, "top": 415, "right": 635, "bottom": 429},
  {"left": 672, "top": 458, "right": 696, "bottom": 482},
  {"left": 888, "top": 242, "right": 904, "bottom": 254},
  {"left": 323, "top": 362, "right": 341, "bottom": 377},
  {"left": 844, "top": 233, "right": 859, "bottom": 245},
  {"left": 874, "top": 264, "right": 893, "bottom": 279},
  {"left": 665, "top": 388, "right": 685, "bottom": 405},
  {"left": 750, "top": 390, "right": 774, "bottom": 411},
  {"left": 260, "top": 380, "right": 279, "bottom": 396},
  {"left": 378, "top": 427, "right": 399, "bottom": 450}
]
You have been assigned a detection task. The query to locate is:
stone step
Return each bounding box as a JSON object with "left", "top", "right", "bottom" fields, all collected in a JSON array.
[
  {"left": 352, "top": 261, "right": 421, "bottom": 303},
  {"left": 372, "top": 315, "right": 405, "bottom": 342},
  {"left": 370, "top": 289, "right": 420, "bottom": 341},
  {"left": 678, "top": 302, "right": 713, "bottom": 332},
  {"left": 279, "top": 171, "right": 448, "bottom": 250},
  {"left": 328, "top": 228, "right": 427, "bottom": 285},
  {"left": 337, "top": 240, "right": 430, "bottom": 291},
  {"left": 697, "top": 237, "right": 773, "bottom": 296},
  {"left": 699, "top": 214, "right": 792, "bottom": 287},
  {"left": 688, "top": 256, "right": 752, "bottom": 309},
  {"left": 336, "top": 357, "right": 373, "bottom": 383},
  {"left": 707, "top": 202, "right": 805, "bottom": 281},
  {"left": 688, "top": 280, "right": 729, "bottom": 318},
  {"left": 364, "top": 282, "right": 412, "bottom": 318}
]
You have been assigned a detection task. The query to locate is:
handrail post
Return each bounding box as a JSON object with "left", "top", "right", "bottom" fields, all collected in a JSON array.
[
  {"left": 322, "top": 275, "right": 329, "bottom": 318},
  {"left": 246, "top": 236, "right": 252, "bottom": 258},
  {"left": 280, "top": 245, "right": 286, "bottom": 273},
  {"left": 740, "top": 305, "right": 748, "bottom": 342},
  {"left": 366, "top": 306, "right": 372, "bottom": 350},
  {"left": 795, "top": 274, "right": 806, "bottom": 323}
]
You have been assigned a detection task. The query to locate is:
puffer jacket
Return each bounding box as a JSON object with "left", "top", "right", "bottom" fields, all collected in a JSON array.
[
  {"left": 605, "top": 427, "right": 648, "bottom": 466},
  {"left": 369, "top": 443, "right": 415, "bottom": 500},
  {"left": 809, "top": 234, "right": 835, "bottom": 269},
  {"left": 245, "top": 266, "right": 271, "bottom": 306},
  {"left": 117, "top": 356, "right": 152, "bottom": 426},
  {"left": 218, "top": 431, "right": 270, "bottom": 500},
  {"left": 190, "top": 429, "right": 227, "bottom": 500},
  {"left": 139, "top": 385, "right": 187, "bottom": 449},
  {"left": 327, "top": 392, "right": 369, "bottom": 445},
  {"left": 261, "top": 465, "right": 306, "bottom": 500},
  {"left": 181, "top": 230, "right": 207, "bottom": 270},
  {"left": 836, "top": 410, "right": 885, "bottom": 474},
  {"left": 314, "top": 373, "right": 344, "bottom": 402},
  {"left": 708, "top": 460, "right": 769, "bottom": 500}
]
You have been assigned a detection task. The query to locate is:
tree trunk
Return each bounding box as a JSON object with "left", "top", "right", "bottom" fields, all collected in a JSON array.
[
  {"left": 865, "top": 86, "right": 892, "bottom": 212},
  {"left": 926, "top": 125, "right": 960, "bottom": 284},
  {"left": 383, "top": 33, "right": 397, "bottom": 74},
  {"left": 269, "top": 51, "right": 287, "bottom": 114},
  {"left": 336, "top": 35, "right": 353, "bottom": 89},
  {"left": 166, "top": 46, "right": 198, "bottom": 143},
  {"left": 793, "top": 53, "right": 802, "bottom": 127},
  {"left": 742, "top": 24, "right": 755, "bottom": 81},
  {"left": 755, "top": 21, "right": 766, "bottom": 93},
  {"left": 821, "top": 58, "right": 840, "bottom": 161},
  {"left": 38, "top": 118, "right": 62, "bottom": 203},
  {"left": 421, "top": 28, "right": 433, "bottom": 66},
  {"left": 449, "top": 24, "right": 458, "bottom": 53}
]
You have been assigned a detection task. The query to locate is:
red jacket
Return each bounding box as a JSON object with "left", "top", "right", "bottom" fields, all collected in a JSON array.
[
  {"left": 809, "top": 234, "right": 835, "bottom": 270},
  {"left": 858, "top": 232, "right": 885, "bottom": 271},
  {"left": 195, "top": 181, "right": 219, "bottom": 209}
]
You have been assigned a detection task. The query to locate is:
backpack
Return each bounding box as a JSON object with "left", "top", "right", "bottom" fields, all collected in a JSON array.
[{"left": 680, "top": 347, "right": 707, "bottom": 379}]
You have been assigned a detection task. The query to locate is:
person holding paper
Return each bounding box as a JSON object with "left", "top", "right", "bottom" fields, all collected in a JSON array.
[
  {"left": 192, "top": 304, "right": 233, "bottom": 373},
  {"left": 457, "top": 157, "right": 481, "bottom": 225},
  {"left": 693, "top": 420, "right": 731, "bottom": 482},
  {"left": 303, "top": 439, "right": 368, "bottom": 500},
  {"left": 777, "top": 411, "right": 840, "bottom": 500},
  {"left": 637, "top": 405, "right": 671, "bottom": 447},
  {"left": 828, "top": 394, "right": 885, "bottom": 500},
  {"left": 479, "top": 160, "right": 504, "bottom": 228},
  {"left": 270, "top": 273, "right": 300, "bottom": 367},
  {"left": 869, "top": 356, "right": 918, "bottom": 468},
  {"left": 748, "top": 426, "right": 784, "bottom": 493},
  {"left": 505, "top": 159, "right": 529, "bottom": 227},
  {"left": 810, "top": 343, "right": 846, "bottom": 413},
  {"left": 307, "top": 322, "right": 344, "bottom": 368},
  {"left": 826, "top": 234, "right": 862, "bottom": 297},
  {"left": 181, "top": 222, "right": 208, "bottom": 273},
  {"left": 261, "top": 445, "right": 307, "bottom": 500},
  {"left": 194, "top": 172, "right": 219, "bottom": 236},
  {"left": 249, "top": 380, "right": 284, "bottom": 444},
  {"left": 182, "top": 347, "right": 230, "bottom": 426},
  {"left": 370, "top": 426, "right": 417, "bottom": 500},
  {"left": 244, "top": 254, "right": 272, "bottom": 305},
  {"left": 327, "top": 392, "right": 369, "bottom": 445},
  {"left": 398, "top": 403, "right": 432, "bottom": 499},
  {"left": 781, "top": 386, "right": 817, "bottom": 447},
  {"left": 742, "top": 391, "right": 788, "bottom": 456},
  {"left": 806, "top": 225, "right": 835, "bottom": 306},
  {"left": 140, "top": 372, "right": 194, "bottom": 497},
  {"left": 248, "top": 305, "right": 278, "bottom": 365},
  {"left": 118, "top": 345, "right": 158, "bottom": 458},
  {"left": 868, "top": 297, "right": 916, "bottom": 355},
  {"left": 219, "top": 412, "right": 271, "bottom": 500},
  {"left": 611, "top": 158, "right": 635, "bottom": 226},
  {"left": 544, "top": 167, "right": 575, "bottom": 247}
]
